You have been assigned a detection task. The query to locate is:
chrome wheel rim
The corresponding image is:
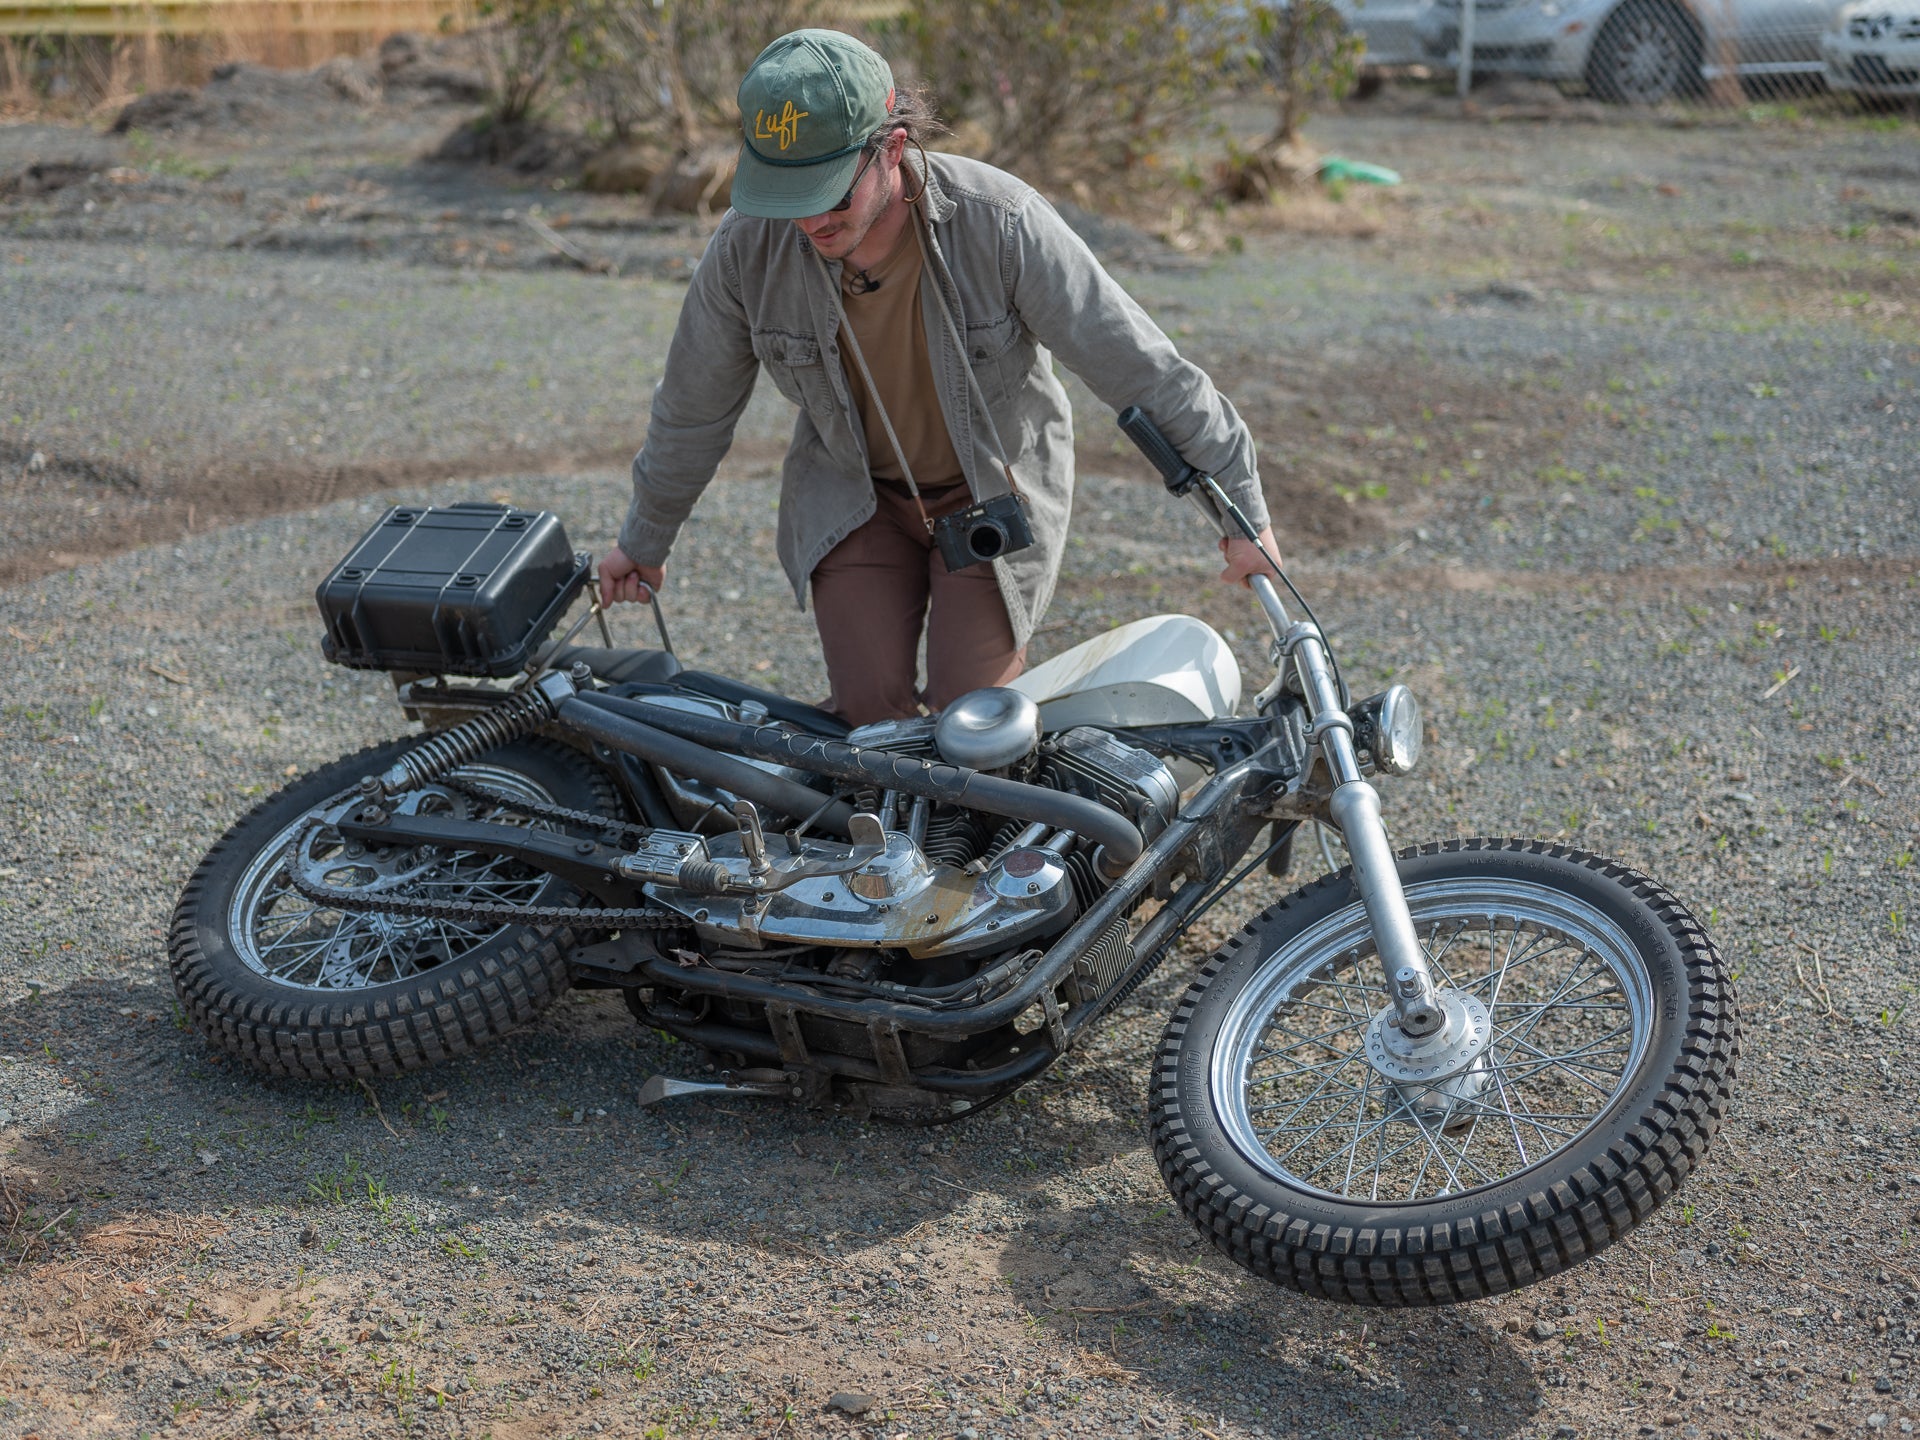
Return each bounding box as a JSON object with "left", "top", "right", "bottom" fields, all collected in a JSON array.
[
  {"left": 1211, "top": 877, "right": 1654, "bottom": 1202},
  {"left": 228, "top": 764, "right": 563, "bottom": 991}
]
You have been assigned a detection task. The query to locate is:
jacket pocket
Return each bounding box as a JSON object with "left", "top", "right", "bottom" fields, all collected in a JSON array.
[
  {"left": 752, "top": 328, "right": 835, "bottom": 416},
  {"left": 963, "top": 310, "right": 1032, "bottom": 411}
]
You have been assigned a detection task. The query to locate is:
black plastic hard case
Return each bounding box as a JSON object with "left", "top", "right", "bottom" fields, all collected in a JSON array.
[{"left": 315, "top": 503, "right": 590, "bottom": 677}]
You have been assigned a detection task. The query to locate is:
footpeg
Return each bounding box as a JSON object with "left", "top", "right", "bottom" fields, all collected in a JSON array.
[{"left": 636, "top": 1070, "right": 797, "bottom": 1106}]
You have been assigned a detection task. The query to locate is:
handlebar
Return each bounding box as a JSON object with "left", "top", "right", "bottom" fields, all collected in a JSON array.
[
  {"left": 1117, "top": 405, "right": 1198, "bottom": 492},
  {"left": 1117, "top": 404, "right": 1232, "bottom": 541},
  {"left": 1116, "top": 406, "right": 1290, "bottom": 634}
]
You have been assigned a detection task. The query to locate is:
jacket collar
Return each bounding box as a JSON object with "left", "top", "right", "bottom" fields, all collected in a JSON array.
[
  {"left": 911, "top": 148, "right": 957, "bottom": 223},
  {"left": 789, "top": 148, "right": 955, "bottom": 264}
]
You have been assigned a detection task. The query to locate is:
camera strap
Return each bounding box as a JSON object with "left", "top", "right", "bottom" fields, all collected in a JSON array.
[
  {"left": 822, "top": 191, "right": 1026, "bottom": 538},
  {"left": 908, "top": 211, "right": 1025, "bottom": 505},
  {"left": 833, "top": 287, "right": 938, "bottom": 537}
]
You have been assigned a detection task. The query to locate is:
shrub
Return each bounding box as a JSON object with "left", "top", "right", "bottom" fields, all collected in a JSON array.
[
  {"left": 1249, "top": 0, "right": 1360, "bottom": 144},
  {"left": 471, "top": 0, "right": 576, "bottom": 125},
  {"left": 561, "top": 0, "right": 834, "bottom": 145},
  {"left": 880, "top": 0, "right": 1249, "bottom": 180}
]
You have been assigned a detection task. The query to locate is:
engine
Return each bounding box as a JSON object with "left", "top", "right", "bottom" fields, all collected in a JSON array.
[{"left": 633, "top": 706, "right": 1178, "bottom": 990}]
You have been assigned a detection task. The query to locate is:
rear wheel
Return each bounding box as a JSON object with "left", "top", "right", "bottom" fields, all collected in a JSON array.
[
  {"left": 1150, "top": 838, "right": 1736, "bottom": 1306},
  {"left": 169, "top": 737, "right": 620, "bottom": 1081},
  {"left": 1586, "top": 0, "right": 1702, "bottom": 104}
]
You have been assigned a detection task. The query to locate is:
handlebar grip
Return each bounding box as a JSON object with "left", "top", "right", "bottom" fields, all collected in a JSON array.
[{"left": 1117, "top": 406, "right": 1199, "bottom": 494}]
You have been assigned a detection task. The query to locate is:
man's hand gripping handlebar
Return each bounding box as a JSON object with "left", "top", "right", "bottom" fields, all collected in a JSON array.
[{"left": 1114, "top": 407, "right": 1283, "bottom": 588}]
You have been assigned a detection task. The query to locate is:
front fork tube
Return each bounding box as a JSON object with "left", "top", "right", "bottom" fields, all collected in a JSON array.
[{"left": 1250, "top": 578, "right": 1442, "bottom": 1034}]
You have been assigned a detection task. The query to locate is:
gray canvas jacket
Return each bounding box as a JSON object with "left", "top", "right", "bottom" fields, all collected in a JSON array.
[{"left": 617, "top": 151, "right": 1267, "bottom": 648}]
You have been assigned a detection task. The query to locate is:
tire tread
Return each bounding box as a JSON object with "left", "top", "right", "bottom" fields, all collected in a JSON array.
[
  {"left": 1148, "top": 837, "right": 1738, "bottom": 1307},
  {"left": 167, "top": 738, "right": 617, "bottom": 1083}
]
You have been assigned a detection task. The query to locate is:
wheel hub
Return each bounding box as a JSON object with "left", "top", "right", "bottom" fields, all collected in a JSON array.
[{"left": 1365, "top": 989, "right": 1494, "bottom": 1127}]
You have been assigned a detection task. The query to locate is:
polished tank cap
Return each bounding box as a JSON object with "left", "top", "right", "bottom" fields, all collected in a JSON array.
[{"left": 935, "top": 687, "right": 1042, "bottom": 772}]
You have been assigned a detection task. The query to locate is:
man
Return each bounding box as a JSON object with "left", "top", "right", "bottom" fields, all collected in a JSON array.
[{"left": 598, "top": 28, "right": 1279, "bottom": 727}]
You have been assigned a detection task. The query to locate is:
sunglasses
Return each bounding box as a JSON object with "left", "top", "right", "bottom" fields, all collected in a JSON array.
[{"left": 828, "top": 146, "right": 881, "bottom": 213}]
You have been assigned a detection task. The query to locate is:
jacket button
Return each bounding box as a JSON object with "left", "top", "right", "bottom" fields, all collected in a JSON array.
[{"left": 973, "top": 348, "right": 986, "bottom": 359}]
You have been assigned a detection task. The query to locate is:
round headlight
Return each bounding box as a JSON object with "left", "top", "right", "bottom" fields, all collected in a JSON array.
[{"left": 1374, "top": 685, "right": 1423, "bottom": 775}]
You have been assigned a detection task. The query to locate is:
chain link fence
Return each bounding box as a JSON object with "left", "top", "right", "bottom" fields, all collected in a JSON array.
[{"left": 1339, "top": 0, "right": 1920, "bottom": 107}]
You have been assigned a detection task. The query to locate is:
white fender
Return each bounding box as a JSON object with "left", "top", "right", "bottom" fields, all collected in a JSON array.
[{"left": 1011, "top": 614, "right": 1242, "bottom": 730}]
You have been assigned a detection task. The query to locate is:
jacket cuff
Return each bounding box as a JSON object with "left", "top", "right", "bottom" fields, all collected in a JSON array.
[
  {"left": 1214, "top": 462, "right": 1270, "bottom": 533},
  {"left": 617, "top": 508, "right": 681, "bottom": 568}
]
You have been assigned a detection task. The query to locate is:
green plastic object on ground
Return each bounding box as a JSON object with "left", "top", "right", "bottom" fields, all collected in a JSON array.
[{"left": 1318, "top": 156, "right": 1402, "bottom": 186}]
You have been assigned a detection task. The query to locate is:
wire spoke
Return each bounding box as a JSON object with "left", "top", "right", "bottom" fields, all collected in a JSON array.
[{"left": 1218, "top": 888, "right": 1650, "bottom": 1204}]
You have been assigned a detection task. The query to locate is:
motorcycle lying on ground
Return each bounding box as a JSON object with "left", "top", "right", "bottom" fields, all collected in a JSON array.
[{"left": 169, "top": 413, "right": 1737, "bottom": 1307}]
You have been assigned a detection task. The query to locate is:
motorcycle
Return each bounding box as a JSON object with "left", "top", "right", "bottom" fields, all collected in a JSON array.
[{"left": 168, "top": 413, "right": 1737, "bottom": 1308}]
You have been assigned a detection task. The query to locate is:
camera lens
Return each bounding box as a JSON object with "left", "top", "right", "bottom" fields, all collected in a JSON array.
[{"left": 968, "top": 522, "right": 1006, "bottom": 560}]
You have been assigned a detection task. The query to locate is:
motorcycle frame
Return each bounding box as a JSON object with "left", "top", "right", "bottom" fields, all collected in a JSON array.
[
  {"left": 350, "top": 447, "right": 1438, "bottom": 1113},
  {"left": 345, "top": 586, "right": 1415, "bottom": 1118}
]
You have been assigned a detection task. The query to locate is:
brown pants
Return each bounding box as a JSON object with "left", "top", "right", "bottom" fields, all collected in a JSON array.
[{"left": 811, "top": 482, "right": 1026, "bottom": 726}]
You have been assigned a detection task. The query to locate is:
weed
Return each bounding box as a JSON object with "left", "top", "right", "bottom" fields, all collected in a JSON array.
[{"left": 651, "top": 1160, "right": 690, "bottom": 1196}]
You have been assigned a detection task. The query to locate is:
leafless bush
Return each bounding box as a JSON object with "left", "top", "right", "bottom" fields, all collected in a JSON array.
[
  {"left": 557, "top": 0, "right": 834, "bottom": 146},
  {"left": 1251, "top": 0, "right": 1360, "bottom": 143},
  {"left": 879, "top": 0, "right": 1248, "bottom": 180},
  {"left": 471, "top": 0, "right": 574, "bottom": 124}
]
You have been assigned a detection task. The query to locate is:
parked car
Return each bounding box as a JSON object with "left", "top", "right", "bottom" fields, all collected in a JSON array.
[
  {"left": 1415, "top": 0, "right": 1835, "bottom": 102},
  {"left": 1218, "top": 0, "right": 1440, "bottom": 76},
  {"left": 1335, "top": 0, "right": 1439, "bottom": 66},
  {"left": 1822, "top": 0, "right": 1920, "bottom": 100}
]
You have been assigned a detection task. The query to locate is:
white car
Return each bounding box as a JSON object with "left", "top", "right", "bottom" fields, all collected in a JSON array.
[
  {"left": 1219, "top": 0, "right": 1440, "bottom": 73},
  {"left": 1416, "top": 0, "right": 1835, "bottom": 103},
  {"left": 1822, "top": 0, "right": 1920, "bottom": 98},
  {"left": 1337, "top": 0, "right": 1440, "bottom": 67}
]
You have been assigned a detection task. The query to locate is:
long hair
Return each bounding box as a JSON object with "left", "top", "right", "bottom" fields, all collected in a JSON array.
[{"left": 867, "top": 82, "right": 948, "bottom": 148}]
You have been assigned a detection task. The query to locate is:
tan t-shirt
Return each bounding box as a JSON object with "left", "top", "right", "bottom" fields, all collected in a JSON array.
[{"left": 839, "top": 218, "right": 967, "bottom": 494}]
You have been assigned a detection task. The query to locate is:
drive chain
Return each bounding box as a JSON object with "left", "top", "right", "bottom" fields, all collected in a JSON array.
[{"left": 278, "top": 795, "right": 687, "bottom": 931}]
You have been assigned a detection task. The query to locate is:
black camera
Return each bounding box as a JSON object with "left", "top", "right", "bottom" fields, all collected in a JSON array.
[{"left": 933, "top": 492, "right": 1036, "bottom": 573}]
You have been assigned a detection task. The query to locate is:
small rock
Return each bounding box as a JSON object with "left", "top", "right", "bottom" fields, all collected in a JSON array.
[
  {"left": 27, "top": 451, "right": 46, "bottom": 473},
  {"left": 826, "top": 1392, "right": 874, "bottom": 1417},
  {"left": 298, "top": 1226, "right": 317, "bottom": 1248},
  {"left": 1528, "top": 1320, "right": 1555, "bottom": 1341},
  {"left": 196, "top": 1149, "right": 218, "bottom": 1167},
  {"left": 372, "top": 1326, "right": 394, "bottom": 1343},
  {"left": 898, "top": 1251, "right": 920, "bottom": 1267},
  {"left": 1876, "top": 1376, "right": 1894, "bottom": 1393}
]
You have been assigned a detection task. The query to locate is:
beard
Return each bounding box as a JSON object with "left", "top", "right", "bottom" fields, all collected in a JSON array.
[{"left": 797, "top": 165, "right": 896, "bottom": 260}]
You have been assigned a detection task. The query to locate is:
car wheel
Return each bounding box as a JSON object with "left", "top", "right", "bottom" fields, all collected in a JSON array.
[{"left": 1585, "top": 0, "right": 1702, "bottom": 104}]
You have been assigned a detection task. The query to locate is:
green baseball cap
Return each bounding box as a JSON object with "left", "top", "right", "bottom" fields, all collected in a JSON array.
[{"left": 732, "top": 29, "right": 895, "bottom": 220}]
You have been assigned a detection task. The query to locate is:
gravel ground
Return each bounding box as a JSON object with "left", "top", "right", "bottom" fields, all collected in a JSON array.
[{"left": 1, "top": 83, "right": 1918, "bottom": 1440}]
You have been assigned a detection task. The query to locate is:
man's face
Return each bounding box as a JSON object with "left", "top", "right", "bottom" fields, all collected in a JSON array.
[{"left": 790, "top": 131, "right": 902, "bottom": 259}]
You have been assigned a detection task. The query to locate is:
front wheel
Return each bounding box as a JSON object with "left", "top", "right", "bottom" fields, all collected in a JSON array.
[{"left": 1150, "top": 838, "right": 1736, "bottom": 1306}]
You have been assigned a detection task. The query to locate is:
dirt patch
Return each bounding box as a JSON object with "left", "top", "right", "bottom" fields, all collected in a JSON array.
[
  {"left": 0, "top": 446, "right": 627, "bottom": 588},
  {"left": 111, "top": 62, "right": 373, "bottom": 135}
]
